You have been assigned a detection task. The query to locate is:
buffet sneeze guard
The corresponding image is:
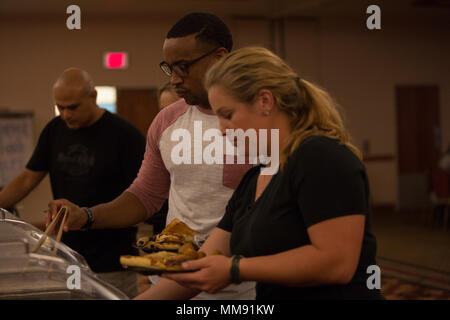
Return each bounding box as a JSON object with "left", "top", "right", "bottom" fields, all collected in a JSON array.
[{"left": 0, "top": 208, "right": 128, "bottom": 299}]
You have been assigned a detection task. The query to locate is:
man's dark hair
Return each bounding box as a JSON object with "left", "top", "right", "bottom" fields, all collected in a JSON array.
[{"left": 167, "top": 12, "right": 233, "bottom": 52}]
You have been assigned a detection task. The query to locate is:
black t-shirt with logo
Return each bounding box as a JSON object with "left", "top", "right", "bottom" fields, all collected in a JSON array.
[
  {"left": 27, "top": 111, "right": 145, "bottom": 272},
  {"left": 218, "top": 136, "right": 383, "bottom": 299}
]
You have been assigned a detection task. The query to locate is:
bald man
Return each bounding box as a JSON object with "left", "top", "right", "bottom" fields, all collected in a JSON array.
[{"left": 0, "top": 68, "right": 146, "bottom": 298}]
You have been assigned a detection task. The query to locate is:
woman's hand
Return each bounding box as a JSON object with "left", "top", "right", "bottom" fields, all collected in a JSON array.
[
  {"left": 46, "top": 199, "right": 87, "bottom": 234},
  {"left": 162, "top": 255, "right": 233, "bottom": 294}
]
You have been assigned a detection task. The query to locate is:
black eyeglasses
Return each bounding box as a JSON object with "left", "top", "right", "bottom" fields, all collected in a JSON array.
[{"left": 159, "top": 47, "right": 219, "bottom": 78}]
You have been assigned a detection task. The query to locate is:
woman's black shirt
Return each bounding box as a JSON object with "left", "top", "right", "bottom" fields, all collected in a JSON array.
[{"left": 217, "top": 136, "right": 383, "bottom": 299}]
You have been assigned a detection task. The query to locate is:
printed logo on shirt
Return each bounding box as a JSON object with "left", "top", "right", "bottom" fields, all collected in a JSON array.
[
  {"left": 170, "top": 121, "right": 279, "bottom": 175},
  {"left": 57, "top": 144, "right": 95, "bottom": 176}
]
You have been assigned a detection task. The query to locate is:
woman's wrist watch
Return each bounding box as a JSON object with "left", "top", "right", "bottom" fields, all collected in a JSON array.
[
  {"left": 80, "top": 207, "right": 94, "bottom": 231},
  {"left": 230, "top": 255, "right": 244, "bottom": 284}
]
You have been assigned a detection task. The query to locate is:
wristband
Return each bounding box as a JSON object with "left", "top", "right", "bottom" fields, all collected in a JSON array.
[
  {"left": 81, "top": 207, "right": 94, "bottom": 231},
  {"left": 230, "top": 255, "right": 244, "bottom": 284}
]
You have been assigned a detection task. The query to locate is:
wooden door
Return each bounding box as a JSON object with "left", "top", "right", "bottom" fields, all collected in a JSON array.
[
  {"left": 116, "top": 88, "right": 159, "bottom": 137},
  {"left": 396, "top": 85, "right": 440, "bottom": 210}
]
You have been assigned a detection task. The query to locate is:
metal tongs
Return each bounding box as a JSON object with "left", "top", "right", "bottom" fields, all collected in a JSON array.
[{"left": 31, "top": 206, "right": 68, "bottom": 255}]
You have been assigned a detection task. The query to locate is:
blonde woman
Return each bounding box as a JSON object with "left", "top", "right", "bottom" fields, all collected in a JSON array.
[{"left": 163, "top": 47, "right": 383, "bottom": 300}]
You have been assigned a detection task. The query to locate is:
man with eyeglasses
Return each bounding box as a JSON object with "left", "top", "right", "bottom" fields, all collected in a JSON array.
[
  {"left": 47, "top": 12, "right": 255, "bottom": 300},
  {"left": 159, "top": 46, "right": 221, "bottom": 107}
]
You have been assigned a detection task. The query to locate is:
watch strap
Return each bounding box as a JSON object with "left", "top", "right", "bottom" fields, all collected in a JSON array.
[
  {"left": 81, "top": 207, "right": 94, "bottom": 231},
  {"left": 230, "top": 255, "right": 244, "bottom": 284}
]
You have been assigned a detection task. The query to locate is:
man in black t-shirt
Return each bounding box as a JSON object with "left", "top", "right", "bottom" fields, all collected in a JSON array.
[{"left": 0, "top": 68, "right": 145, "bottom": 298}]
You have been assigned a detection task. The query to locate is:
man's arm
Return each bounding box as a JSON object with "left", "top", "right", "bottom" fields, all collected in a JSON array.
[
  {"left": 90, "top": 191, "right": 148, "bottom": 229},
  {"left": 47, "top": 191, "right": 147, "bottom": 231},
  {"left": 0, "top": 169, "right": 46, "bottom": 209}
]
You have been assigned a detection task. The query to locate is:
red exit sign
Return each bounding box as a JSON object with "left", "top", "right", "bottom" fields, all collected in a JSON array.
[{"left": 104, "top": 52, "right": 128, "bottom": 69}]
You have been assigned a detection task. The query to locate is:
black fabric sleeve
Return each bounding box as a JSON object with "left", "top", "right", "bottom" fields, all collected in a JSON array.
[
  {"left": 26, "top": 120, "right": 53, "bottom": 172},
  {"left": 290, "top": 137, "right": 368, "bottom": 228},
  {"left": 216, "top": 194, "right": 236, "bottom": 233},
  {"left": 217, "top": 166, "right": 259, "bottom": 232},
  {"left": 118, "top": 122, "right": 146, "bottom": 187}
]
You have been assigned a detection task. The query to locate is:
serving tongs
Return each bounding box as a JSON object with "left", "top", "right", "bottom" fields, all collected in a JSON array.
[{"left": 31, "top": 206, "right": 68, "bottom": 255}]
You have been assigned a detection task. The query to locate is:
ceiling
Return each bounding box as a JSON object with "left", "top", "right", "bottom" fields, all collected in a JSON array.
[{"left": 0, "top": 0, "right": 449, "bottom": 20}]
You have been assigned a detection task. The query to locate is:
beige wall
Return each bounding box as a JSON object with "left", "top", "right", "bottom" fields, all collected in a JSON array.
[
  {"left": 0, "top": 17, "right": 174, "bottom": 225},
  {"left": 284, "top": 17, "right": 450, "bottom": 206},
  {"left": 1, "top": 14, "right": 449, "bottom": 224},
  {"left": 318, "top": 17, "right": 450, "bottom": 206}
]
